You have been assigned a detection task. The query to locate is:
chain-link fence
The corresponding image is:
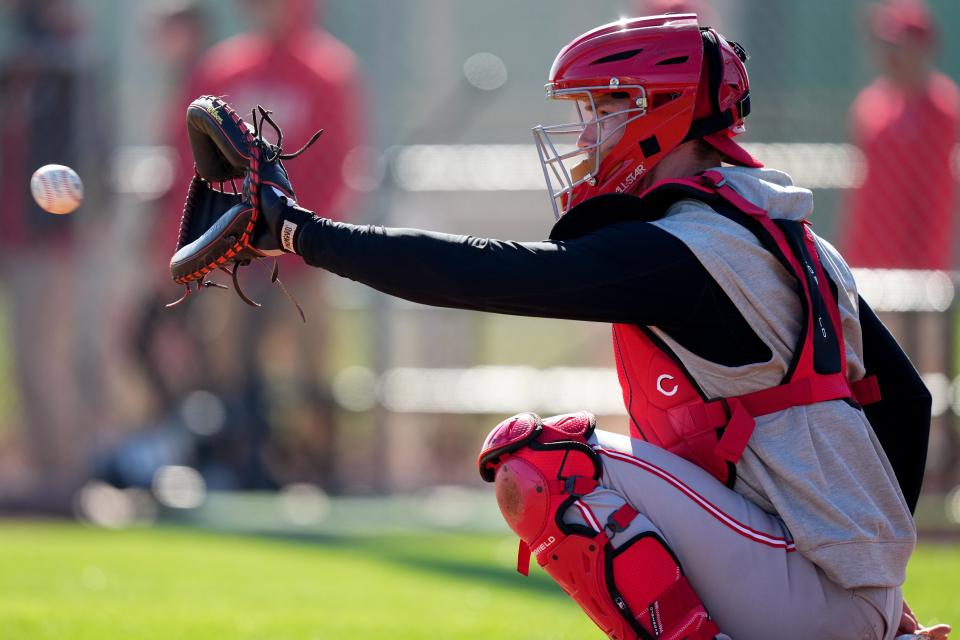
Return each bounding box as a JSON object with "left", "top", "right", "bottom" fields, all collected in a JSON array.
[{"left": 0, "top": 0, "right": 958, "bottom": 530}]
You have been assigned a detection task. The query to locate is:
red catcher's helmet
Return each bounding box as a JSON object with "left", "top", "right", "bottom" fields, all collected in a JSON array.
[{"left": 533, "top": 14, "right": 759, "bottom": 218}]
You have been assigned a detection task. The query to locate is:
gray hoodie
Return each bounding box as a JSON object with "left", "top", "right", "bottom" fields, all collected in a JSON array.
[{"left": 649, "top": 166, "right": 916, "bottom": 590}]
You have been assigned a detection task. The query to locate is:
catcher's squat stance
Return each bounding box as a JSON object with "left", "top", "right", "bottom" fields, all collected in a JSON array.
[{"left": 169, "top": 14, "right": 949, "bottom": 640}]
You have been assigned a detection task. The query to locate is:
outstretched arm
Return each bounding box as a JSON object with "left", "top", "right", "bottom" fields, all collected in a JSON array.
[{"left": 288, "top": 210, "right": 714, "bottom": 327}]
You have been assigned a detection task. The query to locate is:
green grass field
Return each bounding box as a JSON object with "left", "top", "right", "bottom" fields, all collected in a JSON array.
[{"left": 0, "top": 521, "right": 956, "bottom": 639}]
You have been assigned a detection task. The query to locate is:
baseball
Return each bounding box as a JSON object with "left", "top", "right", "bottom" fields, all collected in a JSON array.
[{"left": 30, "top": 164, "right": 84, "bottom": 214}]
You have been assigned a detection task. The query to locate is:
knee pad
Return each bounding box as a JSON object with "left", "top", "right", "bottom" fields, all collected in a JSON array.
[{"left": 480, "top": 412, "right": 723, "bottom": 640}]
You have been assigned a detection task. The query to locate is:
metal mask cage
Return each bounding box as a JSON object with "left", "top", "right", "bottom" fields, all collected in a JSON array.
[{"left": 532, "top": 83, "right": 648, "bottom": 219}]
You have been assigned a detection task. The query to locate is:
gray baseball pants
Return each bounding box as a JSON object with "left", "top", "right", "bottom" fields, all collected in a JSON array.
[{"left": 561, "top": 429, "right": 901, "bottom": 640}]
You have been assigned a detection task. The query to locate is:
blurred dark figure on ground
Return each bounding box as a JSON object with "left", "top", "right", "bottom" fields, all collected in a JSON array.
[
  {"left": 0, "top": 0, "right": 102, "bottom": 505},
  {"left": 155, "top": 0, "right": 365, "bottom": 492},
  {"left": 840, "top": 0, "right": 960, "bottom": 270}
]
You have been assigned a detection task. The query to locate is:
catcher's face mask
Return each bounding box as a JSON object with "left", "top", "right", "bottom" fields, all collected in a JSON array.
[
  {"left": 534, "top": 15, "right": 756, "bottom": 220},
  {"left": 533, "top": 87, "right": 647, "bottom": 220}
]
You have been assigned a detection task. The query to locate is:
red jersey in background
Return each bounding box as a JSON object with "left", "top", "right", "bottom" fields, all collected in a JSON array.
[{"left": 841, "top": 72, "right": 959, "bottom": 269}]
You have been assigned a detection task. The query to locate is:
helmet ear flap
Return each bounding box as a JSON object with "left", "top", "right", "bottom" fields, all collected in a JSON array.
[{"left": 684, "top": 28, "right": 752, "bottom": 143}]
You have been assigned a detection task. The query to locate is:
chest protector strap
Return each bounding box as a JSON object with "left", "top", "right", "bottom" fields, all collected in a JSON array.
[
  {"left": 479, "top": 412, "right": 723, "bottom": 640},
  {"left": 611, "top": 171, "right": 880, "bottom": 487}
]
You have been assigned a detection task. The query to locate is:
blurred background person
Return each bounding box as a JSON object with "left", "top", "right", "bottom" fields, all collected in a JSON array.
[
  {"left": 0, "top": 0, "right": 102, "bottom": 506},
  {"left": 153, "top": 1, "right": 211, "bottom": 97},
  {"left": 102, "top": 0, "right": 244, "bottom": 495},
  {"left": 137, "top": 0, "right": 213, "bottom": 414},
  {"left": 840, "top": 0, "right": 960, "bottom": 270},
  {"left": 155, "top": 0, "right": 366, "bottom": 492}
]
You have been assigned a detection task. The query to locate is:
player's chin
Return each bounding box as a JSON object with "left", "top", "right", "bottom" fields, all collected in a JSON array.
[{"left": 570, "top": 155, "right": 598, "bottom": 183}]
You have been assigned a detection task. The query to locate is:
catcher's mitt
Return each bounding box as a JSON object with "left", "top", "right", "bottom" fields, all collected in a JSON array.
[{"left": 167, "top": 95, "right": 321, "bottom": 319}]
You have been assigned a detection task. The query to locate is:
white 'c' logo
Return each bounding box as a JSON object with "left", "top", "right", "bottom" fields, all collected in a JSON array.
[{"left": 656, "top": 374, "right": 678, "bottom": 397}]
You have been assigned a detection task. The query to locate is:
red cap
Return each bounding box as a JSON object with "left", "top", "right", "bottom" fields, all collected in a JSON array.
[{"left": 870, "top": 0, "right": 936, "bottom": 45}]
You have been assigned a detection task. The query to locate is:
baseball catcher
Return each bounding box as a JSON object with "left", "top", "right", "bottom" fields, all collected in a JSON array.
[{"left": 168, "top": 14, "right": 951, "bottom": 640}]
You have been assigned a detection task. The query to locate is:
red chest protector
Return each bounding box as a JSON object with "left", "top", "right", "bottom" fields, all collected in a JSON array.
[
  {"left": 604, "top": 171, "right": 880, "bottom": 486},
  {"left": 479, "top": 412, "right": 722, "bottom": 640}
]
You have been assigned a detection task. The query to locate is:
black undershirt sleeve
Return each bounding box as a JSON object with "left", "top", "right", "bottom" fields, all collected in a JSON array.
[
  {"left": 858, "top": 296, "right": 932, "bottom": 513},
  {"left": 297, "top": 217, "right": 713, "bottom": 325}
]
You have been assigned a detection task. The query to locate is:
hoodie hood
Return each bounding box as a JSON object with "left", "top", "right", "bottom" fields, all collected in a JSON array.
[{"left": 714, "top": 166, "right": 814, "bottom": 223}]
